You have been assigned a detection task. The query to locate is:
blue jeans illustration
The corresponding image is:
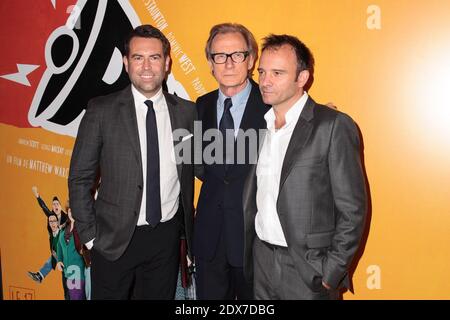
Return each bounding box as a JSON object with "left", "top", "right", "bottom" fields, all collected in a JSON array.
[
  {"left": 39, "top": 257, "right": 52, "bottom": 278},
  {"left": 85, "top": 267, "right": 91, "bottom": 300}
]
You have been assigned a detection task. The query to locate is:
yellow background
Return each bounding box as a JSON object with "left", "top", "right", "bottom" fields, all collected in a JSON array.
[{"left": 1, "top": 0, "right": 449, "bottom": 299}]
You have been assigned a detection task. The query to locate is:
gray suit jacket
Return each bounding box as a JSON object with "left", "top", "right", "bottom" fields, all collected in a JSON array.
[
  {"left": 68, "top": 85, "right": 196, "bottom": 261},
  {"left": 243, "top": 96, "right": 367, "bottom": 293}
]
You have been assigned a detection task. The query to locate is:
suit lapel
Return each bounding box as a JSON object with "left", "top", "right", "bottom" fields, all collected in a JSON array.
[
  {"left": 244, "top": 126, "right": 267, "bottom": 219},
  {"left": 119, "top": 86, "right": 142, "bottom": 168},
  {"left": 202, "top": 91, "right": 218, "bottom": 130},
  {"left": 163, "top": 92, "right": 183, "bottom": 180},
  {"left": 231, "top": 81, "right": 268, "bottom": 172},
  {"left": 279, "top": 97, "right": 315, "bottom": 192},
  {"left": 237, "top": 81, "right": 262, "bottom": 133}
]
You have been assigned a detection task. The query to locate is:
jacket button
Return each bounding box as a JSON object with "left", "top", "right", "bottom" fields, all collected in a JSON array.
[
  {"left": 223, "top": 179, "right": 229, "bottom": 185},
  {"left": 138, "top": 185, "right": 142, "bottom": 190}
]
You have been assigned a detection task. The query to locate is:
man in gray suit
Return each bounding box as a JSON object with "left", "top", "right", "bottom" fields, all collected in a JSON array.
[
  {"left": 243, "top": 34, "right": 367, "bottom": 300},
  {"left": 68, "top": 25, "right": 196, "bottom": 299}
]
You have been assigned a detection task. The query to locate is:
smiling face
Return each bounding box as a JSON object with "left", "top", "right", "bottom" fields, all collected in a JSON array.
[
  {"left": 48, "top": 215, "right": 59, "bottom": 233},
  {"left": 123, "top": 36, "right": 170, "bottom": 99},
  {"left": 208, "top": 32, "right": 254, "bottom": 96}
]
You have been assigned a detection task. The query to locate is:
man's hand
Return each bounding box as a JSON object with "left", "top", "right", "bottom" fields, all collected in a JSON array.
[
  {"left": 186, "top": 255, "right": 192, "bottom": 267},
  {"left": 31, "top": 186, "right": 39, "bottom": 198},
  {"left": 56, "top": 261, "right": 64, "bottom": 272},
  {"left": 325, "top": 102, "right": 337, "bottom": 110},
  {"left": 85, "top": 239, "right": 95, "bottom": 250}
]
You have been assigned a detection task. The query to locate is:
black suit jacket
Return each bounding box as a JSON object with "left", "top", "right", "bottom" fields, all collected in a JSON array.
[
  {"left": 243, "top": 97, "right": 367, "bottom": 293},
  {"left": 193, "top": 79, "right": 270, "bottom": 266},
  {"left": 68, "top": 85, "right": 196, "bottom": 261}
]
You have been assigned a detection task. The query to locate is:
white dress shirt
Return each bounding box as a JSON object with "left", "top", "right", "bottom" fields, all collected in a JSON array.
[
  {"left": 255, "top": 92, "right": 308, "bottom": 246},
  {"left": 132, "top": 85, "right": 180, "bottom": 226}
]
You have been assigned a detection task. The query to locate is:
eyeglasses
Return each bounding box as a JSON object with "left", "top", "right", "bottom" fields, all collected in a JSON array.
[{"left": 210, "top": 51, "right": 249, "bottom": 64}]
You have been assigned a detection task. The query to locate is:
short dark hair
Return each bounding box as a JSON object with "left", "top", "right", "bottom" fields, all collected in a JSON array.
[
  {"left": 47, "top": 213, "right": 59, "bottom": 233},
  {"left": 261, "top": 34, "right": 314, "bottom": 78},
  {"left": 124, "top": 24, "right": 170, "bottom": 57},
  {"left": 52, "top": 196, "right": 60, "bottom": 202},
  {"left": 205, "top": 23, "right": 258, "bottom": 61},
  {"left": 48, "top": 213, "right": 59, "bottom": 222}
]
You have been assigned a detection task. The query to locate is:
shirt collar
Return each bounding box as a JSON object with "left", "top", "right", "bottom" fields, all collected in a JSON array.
[
  {"left": 131, "top": 85, "right": 164, "bottom": 108},
  {"left": 264, "top": 92, "right": 309, "bottom": 130},
  {"left": 218, "top": 79, "right": 252, "bottom": 110}
]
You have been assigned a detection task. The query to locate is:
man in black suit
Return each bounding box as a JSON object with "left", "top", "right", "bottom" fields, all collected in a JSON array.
[
  {"left": 68, "top": 25, "right": 196, "bottom": 299},
  {"left": 194, "top": 23, "right": 269, "bottom": 299},
  {"left": 243, "top": 34, "right": 367, "bottom": 299}
]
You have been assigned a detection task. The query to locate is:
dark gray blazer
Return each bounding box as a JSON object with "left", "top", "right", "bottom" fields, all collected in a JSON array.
[
  {"left": 243, "top": 96, "right": 367, "bottom": 293},
  {"left": 68, "top": 85, "right": 196, "bottom": 261}
]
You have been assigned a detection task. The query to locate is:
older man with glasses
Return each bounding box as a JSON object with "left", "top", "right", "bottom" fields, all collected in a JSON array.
[{"left": 193, "top": 23, "right": 270, "bottom": 300}]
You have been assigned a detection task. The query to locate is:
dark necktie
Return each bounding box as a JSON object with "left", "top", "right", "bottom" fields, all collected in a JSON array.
[
  {"left": 219, "top": 98, "right": 234, "bottom": 166},
  {"left": 144, "top": 100, "right": 162, "bottom": 227}
]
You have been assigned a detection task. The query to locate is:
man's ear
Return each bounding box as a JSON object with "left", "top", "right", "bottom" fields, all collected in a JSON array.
[
  {"left": 165, "top": 56, "right": 171, "bottom": 72},
  {"left": 247, "top": 53, "right": 255, "bottom": 71},
  {"left": 297, "top": 70, "right": 310, "bottom": 88},
  {"left": 208, "top": 59, "right": 215, "bottom": 75},
  {"left": 123, "top": 56, "right": 129, "bottom": 73}
]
